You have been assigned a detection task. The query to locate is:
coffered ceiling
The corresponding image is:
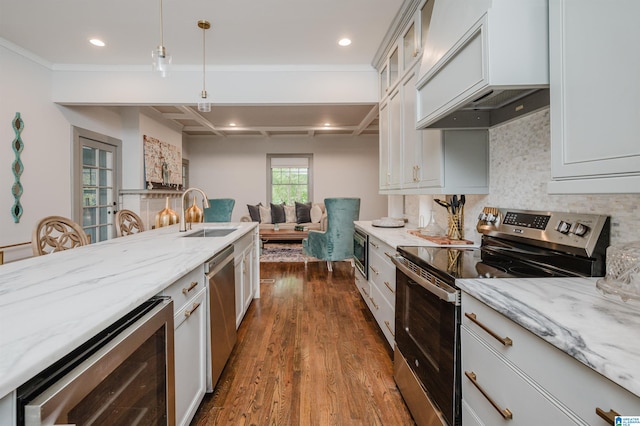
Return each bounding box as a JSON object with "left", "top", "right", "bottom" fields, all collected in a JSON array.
[{"left": 0, "top": 0, "right": 405, "bottom": 137}]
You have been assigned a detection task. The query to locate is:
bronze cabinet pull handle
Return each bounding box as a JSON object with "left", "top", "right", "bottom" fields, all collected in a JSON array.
[
  {"left": 384, "top": 281, "right": 395, "bottom": 294},
  {"left": 184, "top": 302, "right": 201, "bottom": 317},
  {"left": 384, "top": 320, "right": 395, "bottom": 337},
  {"left": 465, "top": 312, "right": 513, "bottom": 346},
  {"left": 595, "top": 407, "right": 620, "bottom": 424},
  {"left": 465, "top": 371, "right": 513, "bottom": 420},
  {"left": 182, "top": 281, "right": 199, "bottom": 295},
  {"left": 370, "top": 265, "right": 379, "bottom": 275}
]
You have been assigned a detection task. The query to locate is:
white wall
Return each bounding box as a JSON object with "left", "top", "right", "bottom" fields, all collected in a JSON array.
[
  {"left": 405, "top": 108, "right": 640, "bottom": 247},
  {"left": 1, "top": 45, "right": 185, "bottom": 261},
  {"left": 186, "top": 134, "right": 387, "bottom": 222}
]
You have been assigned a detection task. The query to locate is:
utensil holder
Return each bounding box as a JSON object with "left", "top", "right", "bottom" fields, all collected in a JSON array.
[{"left": 447, "top": 210, "right": 464, "bottom": 240}]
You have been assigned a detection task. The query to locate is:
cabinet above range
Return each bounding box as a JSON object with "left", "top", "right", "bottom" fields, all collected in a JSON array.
[
  {"left": 415, "top": 0, "right": 549, "bottom": 130},
  {"left": 376, "top": 0, "right": 490, "bottom": 195}
]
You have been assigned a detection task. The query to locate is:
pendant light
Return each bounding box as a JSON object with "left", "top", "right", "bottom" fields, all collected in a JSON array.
[
  {"left": 197, "top": 20, "right": 211, "bottom": 112},
  {"left": 152, "top": 0, "right": 171, "bottom": 77}
]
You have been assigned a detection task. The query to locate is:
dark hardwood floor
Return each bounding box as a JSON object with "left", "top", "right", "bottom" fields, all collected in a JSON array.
[{"left": 190, "top": 261, "right": 414, "bottom": 425}]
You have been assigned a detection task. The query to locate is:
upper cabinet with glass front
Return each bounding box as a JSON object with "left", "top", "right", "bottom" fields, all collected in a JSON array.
[{"left": 378, "top": 0, "right": 434, "bottom": 100}]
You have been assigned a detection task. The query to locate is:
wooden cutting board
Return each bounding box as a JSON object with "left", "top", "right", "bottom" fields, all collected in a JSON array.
[{"left": 407, "top": 230, "right": 474, "bottom": 245}]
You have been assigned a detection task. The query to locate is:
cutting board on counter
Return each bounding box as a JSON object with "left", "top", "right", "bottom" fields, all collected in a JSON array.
[{"left": 407, "top": 230, "right": 474, "bottom": 245}]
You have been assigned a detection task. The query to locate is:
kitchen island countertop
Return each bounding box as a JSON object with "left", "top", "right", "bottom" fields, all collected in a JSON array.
[
  {"left": 0, "top": 222, "right": 258, "bottom": 400},
  {"left": 457, "top": 276, "right": 640, "bottom": 398}
]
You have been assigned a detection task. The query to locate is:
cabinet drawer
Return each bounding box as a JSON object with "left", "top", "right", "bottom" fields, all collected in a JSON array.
[
  {"left": 355, "top": 270, "right": 371, "bottom": 308},
  {"left": 368, "top": 249, "right": 396, "bottom": 306},
  {"left": 461, "top": 326, "right": 580, "bottom": 425},
  {"left": 462, "top": 293, "right": 640, "bottom": 424},
  {"left": 368, "top": 236, "right": 395, "bottom": 262},
  {"left": 163, "top": 265, "right": 205, "bottom": 313},
  {"left": 369, "top": 281, "right": 395, "bottom": 349}
]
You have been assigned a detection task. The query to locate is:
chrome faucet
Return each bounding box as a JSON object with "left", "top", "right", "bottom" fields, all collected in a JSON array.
[{"left": 179, "top": 187, "right": 210, "bottom": 232}]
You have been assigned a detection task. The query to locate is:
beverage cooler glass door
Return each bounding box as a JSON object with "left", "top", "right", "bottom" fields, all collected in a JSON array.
[{"left": 23, "top": 299, "right": 175, "bottom": 426}]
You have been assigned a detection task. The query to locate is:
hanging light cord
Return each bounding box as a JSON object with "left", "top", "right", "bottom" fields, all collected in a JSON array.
[
  {"left": 159, "top": 0, "right": 165, "bottom": 48},
  {"left": 202, "top": 25, "right": 206, "bottom": 93}
]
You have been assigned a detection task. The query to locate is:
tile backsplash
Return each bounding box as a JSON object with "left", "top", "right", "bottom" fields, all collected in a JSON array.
[{"left": 405, "top": 108, "right": 640, "bottom": 247}]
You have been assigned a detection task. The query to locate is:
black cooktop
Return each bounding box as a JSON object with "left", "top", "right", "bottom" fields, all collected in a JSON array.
[{"left": 397, "top": 245, "right": 574, "bottom": 283}]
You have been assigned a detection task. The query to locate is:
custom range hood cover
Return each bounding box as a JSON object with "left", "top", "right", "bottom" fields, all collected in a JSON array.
[{"left": 416, "top": 0, "right": 550, "bottom": 129}]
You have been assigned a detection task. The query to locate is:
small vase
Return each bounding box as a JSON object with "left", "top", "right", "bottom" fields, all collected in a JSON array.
[
  {"left": 421, "top": 211, "right": 445, "bottom": 237},
  {"left": 155, "top": 197, "right": 179, "bottom": 228},
  {"left": 185, "top": 196, "right": 203, "bottom": 223}
]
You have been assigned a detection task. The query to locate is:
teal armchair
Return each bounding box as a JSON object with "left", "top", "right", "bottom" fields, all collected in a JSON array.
[
  {"left": 204, "top": 198, "right": 235, "bottom": 222},
  {"left": 303, "top": 197, "right": 360, "bottom": 271}
]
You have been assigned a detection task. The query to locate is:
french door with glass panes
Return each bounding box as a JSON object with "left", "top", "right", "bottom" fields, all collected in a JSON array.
[{"left": 79, "top": 136, "right": 119, "bottom": 243}]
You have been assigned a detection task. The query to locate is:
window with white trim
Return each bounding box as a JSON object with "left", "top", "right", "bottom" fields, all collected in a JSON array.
[{"left": 267, "top": 154, "right": 313, "bottom": 205}]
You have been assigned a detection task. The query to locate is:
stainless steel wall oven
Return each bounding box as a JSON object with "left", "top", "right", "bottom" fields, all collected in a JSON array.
[
  {"left": 353, "top": 228, "right": 368, "bottom": 279},
  {"left": 17, "top": 296, "right": 175, "bottom": 426},
  {"left": 391, "top": 208, "right": 610, "bottom": 426}
]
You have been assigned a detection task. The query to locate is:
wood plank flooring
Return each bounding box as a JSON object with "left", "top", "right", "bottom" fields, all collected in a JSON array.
[{"left": 190, "top": 261, "right": 414, "bottom": 425}]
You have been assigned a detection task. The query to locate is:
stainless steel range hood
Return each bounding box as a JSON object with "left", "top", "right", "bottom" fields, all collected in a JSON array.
[
  {"left": 423, "top": 88, "right": 550, "bottom": 129},
  {"left": 416, "top": 0, "right": 549, "bottom": 129}
]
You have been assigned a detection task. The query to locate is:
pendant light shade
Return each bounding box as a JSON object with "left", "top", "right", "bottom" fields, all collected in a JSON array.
[
  {"left": 152, "top": 0, "right": 171, "bottom": 77},
  {"left": 197, "top": 20, "right": 211, "bottom": 112}
]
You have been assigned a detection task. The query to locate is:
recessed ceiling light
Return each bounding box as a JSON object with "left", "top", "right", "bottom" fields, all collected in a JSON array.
[
  {"left": 89, "top": 38, "right": 105, "bottom": 47},
  {"left": 338, "top": 38, "right": 351, "bottom": 47},
  {"left": 229, "top": 122, "right": 237, "bottom": 127},
  {"left": 324, "top": 123, "right": 331, "bottom": 127}
]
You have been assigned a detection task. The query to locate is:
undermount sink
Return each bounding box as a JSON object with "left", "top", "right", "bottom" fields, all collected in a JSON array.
[{"left": 183, "top": 228, "right": 237, "bottom": 238}]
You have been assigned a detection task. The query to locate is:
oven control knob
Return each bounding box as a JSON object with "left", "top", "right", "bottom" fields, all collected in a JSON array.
[
  {"left": 572, "top": 222, "right": 590, "bottom": 237},
  {"left": 478, "top": 212, "right": 487, "bottom": 221},
  {"left": 486, "top": 213, "right": 497, "bottom": 223},
  {"left": 556, "top": 220, "right": 571, "bottom": 234}
]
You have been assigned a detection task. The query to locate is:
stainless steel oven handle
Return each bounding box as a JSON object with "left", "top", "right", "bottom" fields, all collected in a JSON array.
[{"left": 388, "top": 254, "right": 458, "bottom": 304}]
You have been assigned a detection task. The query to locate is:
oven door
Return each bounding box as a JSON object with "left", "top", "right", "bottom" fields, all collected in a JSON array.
[
  {"left": 20, "top": 297, "right": 175, "bottom": 426},
  {"left": 353, "top": 229, "right": 368, "bottom": 280},
  {"left": 390, "top": 255, "right": 461, "bottom": 426}
]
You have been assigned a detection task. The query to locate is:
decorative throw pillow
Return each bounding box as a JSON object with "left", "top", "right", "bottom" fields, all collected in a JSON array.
[
  {"left": 259, "top": 205, "right": 272, "bottom": 224},
  {"left": 284, "top": 205, "right": 297, "bottom": 223},
  {"left": 295, "top": 201, "right": 312, "bottom": 224},
  {"left": 247, "top": 203, "right": 262, "bottom": 222},
  {"left": 270, "top": 203, "right": 286, "bottom": 224},
  {"left": 310, "top": 204, "right": 323, "bottom": 223}
]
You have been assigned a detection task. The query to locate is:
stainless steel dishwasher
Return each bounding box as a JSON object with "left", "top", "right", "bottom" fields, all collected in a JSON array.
[{"left": 205, "top": 244, "right": 236, "bottom": 391}]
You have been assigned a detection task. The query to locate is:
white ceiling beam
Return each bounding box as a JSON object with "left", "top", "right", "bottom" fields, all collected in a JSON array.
[
  {"left": 175, "top": 106, "right": 226, "bottom": 137},
  {"left": 352, "top": 104, "right": 379, "bottom": 136}
]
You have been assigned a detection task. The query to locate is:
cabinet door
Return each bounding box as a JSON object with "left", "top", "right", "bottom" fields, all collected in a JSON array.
[
  {"left": 388, "top": 89, "right": 403, "bottom": 188},
  {"left": 549, "top": 0, "right": 640, "bottom": 192},
  {"left": 234, "top": 255, "right": 244, "bottom": 328},
  {"left": 174, "top": 288, "right": 207, "bottom": 426},
  {"left": 379, "top": 101, "right": 390, "bottom": 189},
  {"left": 242, "top": 245, "right": 254, "bottom": 313},
  {"left": 418, "top": 129, "right": 444, "bottom": 187},
  {"left": 402, "top": 71, "right": 421, "bottom": 188}
]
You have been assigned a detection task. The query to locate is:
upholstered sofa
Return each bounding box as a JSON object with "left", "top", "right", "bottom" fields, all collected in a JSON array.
[{"left": 240, "top": 202, "right": 327, "bottom": 232}]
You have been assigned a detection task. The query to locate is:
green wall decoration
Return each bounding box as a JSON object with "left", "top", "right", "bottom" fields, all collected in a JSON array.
[{"left": 11, "top": 112, "right": 24, "bottom": 223}]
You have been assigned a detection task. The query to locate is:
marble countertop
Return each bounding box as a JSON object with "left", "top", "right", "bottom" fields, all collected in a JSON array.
[
  {"left": 457, "top": 277, "right": 640, "bottom": 398},
  {"left": 354, "top": 221, "right": 480, "bottom": 249},
  {"left": 0, "top": 222, "right": 258, "bottom": 399}
]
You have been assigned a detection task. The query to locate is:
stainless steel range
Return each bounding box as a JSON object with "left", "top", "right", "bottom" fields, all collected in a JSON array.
[{"left": 390, "top": 207, "right": 610, "bottom": 426}]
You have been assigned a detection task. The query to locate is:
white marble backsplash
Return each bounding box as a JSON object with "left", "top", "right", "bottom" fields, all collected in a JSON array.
[{"left": 405, "top": 109, "right": 640, "bottom": 246}]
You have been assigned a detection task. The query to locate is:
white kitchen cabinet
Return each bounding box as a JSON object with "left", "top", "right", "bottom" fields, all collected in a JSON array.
[
  {"left": 173, "top": 287, "right": 207, "bottom": 426},
  {"left": 234, "top": 231, "right": 257, "bottom": 328},
  {"left": 352, "top": 234, "right": 397, "bottom": 349},
  {"left": 461, "top": 292, "right": 640, "bottom": 425},
  {"left": 548, "top": 0, "right": 640, "bottom": 194},
  {"left": 0, "top": 391, "right": 15, "bottom": 426},
  {"left": 379, "top": 90, "right": 403, "bottom": 191},
  {"left": 162, "top": 265, "right": 207, "bottom": 426}
]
